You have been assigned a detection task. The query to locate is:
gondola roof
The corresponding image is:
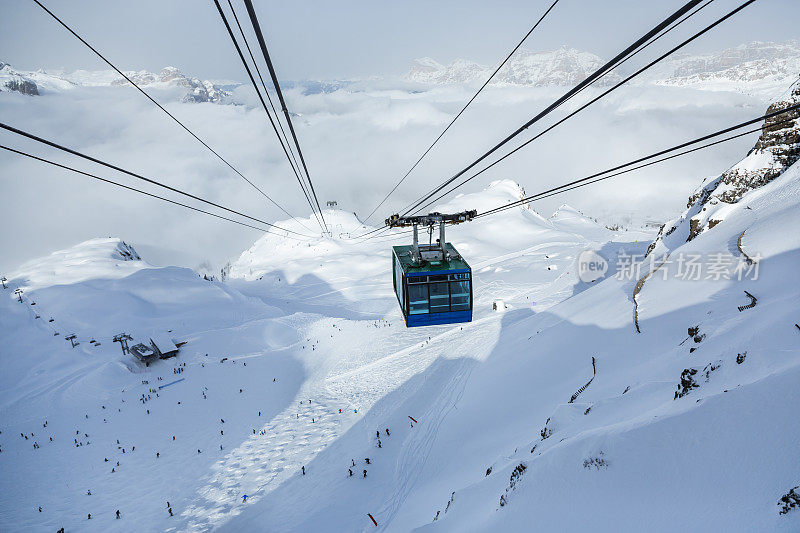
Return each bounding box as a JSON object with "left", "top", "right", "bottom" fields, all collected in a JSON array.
[{"left": 392, "top": 243, "right": 470, "bottom": 274}]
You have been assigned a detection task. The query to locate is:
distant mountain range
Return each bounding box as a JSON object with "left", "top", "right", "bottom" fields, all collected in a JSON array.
[
  {"left": 407, "top": 46, "right": 622, "bottom": 87},
  {"left": 646, "top": 40, "right": 800, "bottom": 91},
  {"left": 3, "top": 41, "right": 798, "bottom": 103},
  {"left": 405, "top": 41, "right": 800, "bottom": 97},
  {"left": 0, "top": 63, "right": 230, "bottom": 103}
]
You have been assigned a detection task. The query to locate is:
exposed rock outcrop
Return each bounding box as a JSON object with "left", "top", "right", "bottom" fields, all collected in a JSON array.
[
  {"left": 647, "top": 81, "right": 800, "bottom": 255},
  {"left": 112, "top": 66, "right": 230, "bottom": 103},
  {"left": 0, "top": 62, "right": 40, "bottom": 95}
]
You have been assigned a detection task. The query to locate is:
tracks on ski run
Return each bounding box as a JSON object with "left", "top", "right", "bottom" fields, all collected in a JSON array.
[
  {"left": 182, "top": 376, "right": 345, "bottom": 530},
  {"left": 375, "top": 359, "right": 475, "bottom": 527},
  {"left": 182, "top": 312, "right": 502, "bottom": 531}
]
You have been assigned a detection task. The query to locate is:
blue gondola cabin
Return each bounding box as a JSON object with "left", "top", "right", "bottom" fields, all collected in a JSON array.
[{"left": 392, "top": 243, "right": 472, "bottom": 327}]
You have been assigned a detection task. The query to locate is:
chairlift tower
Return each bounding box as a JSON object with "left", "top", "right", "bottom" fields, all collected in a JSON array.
[
  {"left": 14, "top": 288, "right": 23, "bottom": 302},
  {"left": 65, "top": 334, "right": 79, "bottom": 348},
  {"left": 385, "top": 210, "right": 476, "bottom": 327},
  {"left": 113, "top": 333, "right": 133, "bottom": 355},
  {"left": 1, "top": 276, "right": 7, "bottom": 289}
]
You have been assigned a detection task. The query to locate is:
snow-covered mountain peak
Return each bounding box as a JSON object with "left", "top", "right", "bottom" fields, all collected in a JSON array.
[
  {"left": 0, "top": 62, "right": 230, "bottom": 103},
  {"left": 8, "top": 238, "right": 147, "bottom": 292}
]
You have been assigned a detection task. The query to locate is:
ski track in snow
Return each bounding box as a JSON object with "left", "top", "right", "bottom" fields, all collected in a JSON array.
[{"left": 182, "top": 309, "right": 502, "bottom": 531}]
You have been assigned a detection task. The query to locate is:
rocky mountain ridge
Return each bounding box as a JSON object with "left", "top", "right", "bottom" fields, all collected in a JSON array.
[
  {"left": 405, "top": 40, "right": 800, "bottom": 97},
  {"left": 652, "top": 40, "right": 800, "bottom": 87}
]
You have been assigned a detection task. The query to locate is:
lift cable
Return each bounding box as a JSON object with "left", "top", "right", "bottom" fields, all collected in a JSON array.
[
  {"left": 480, "top": 119, "right": 795, "bottom": 218},
  {"left": 0, "top": 144, "right": 307, "bottom": 236},
  {"left": 212, "top": 0, "right": 324, "bottom": 232},
  {"left": 398, "top": 0, "right": 708, "bottom": 218},
  {"left": 358, "top": 0, "right": 716, "bottom": 241},
  {"left": 225, "top": 0, "right": 305, "bottom": 188},
  {"left": 356, "top": 104, "right": 799, "bottom": 243},
  {"left": 411, "top": 0, "right": 752, "bottom": 215},
  {"left": 476, "top": 103, "right": 800, "bottom": 219},
  {"left": 361, "top": 0, "right": 562, "bottom": 224},
  {"left": 0, "top": 122, "right": 315, "bottom": 237},
  {"left": 242, "top": 0, "right": 329, "bottom": 233},
  {"left": 31, "top": 0, "right": 308, "bottom": 230}
]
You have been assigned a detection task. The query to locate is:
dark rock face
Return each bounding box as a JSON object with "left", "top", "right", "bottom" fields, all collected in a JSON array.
[
  {"left": 1, "top": 62, "right": 40, "bottom": 95},
  {"left": 4, "top": 78, "right": 39, "bottom": 95},
  {"left": 699, "top": 84, "right": 799, "bottom": 206}
]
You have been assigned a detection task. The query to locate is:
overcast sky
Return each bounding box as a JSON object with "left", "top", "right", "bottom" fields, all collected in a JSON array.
[{"left": 3, "top": 0, "right": 800, "bottom": 80}]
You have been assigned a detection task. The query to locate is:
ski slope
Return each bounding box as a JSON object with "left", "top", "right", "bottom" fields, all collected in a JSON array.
[{"left": 1, "top": 175, "right": 798, "bottom": 532}]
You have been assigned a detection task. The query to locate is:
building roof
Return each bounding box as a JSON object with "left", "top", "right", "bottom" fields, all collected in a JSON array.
[
  {"left": 392, "top": 243, "right": 471, "bottom": 275},
  {"left": 150, "top": 334, "right": 178, "bottom": 354}
]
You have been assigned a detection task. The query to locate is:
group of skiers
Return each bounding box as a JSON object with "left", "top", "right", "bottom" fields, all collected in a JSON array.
[
  {"left": 14, "top": 352, "right": 310, "bottom": 527},
  {"left": 343, "top": 428, "right": 392, "bottom": 479}
]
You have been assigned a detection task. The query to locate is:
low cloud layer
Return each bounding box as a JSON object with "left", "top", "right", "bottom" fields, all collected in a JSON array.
[{"left": 0, "top": 78, "right": 767, "bottom": 272}]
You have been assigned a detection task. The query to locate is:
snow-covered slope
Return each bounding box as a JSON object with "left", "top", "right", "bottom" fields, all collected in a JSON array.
[
  {"left": 648, "top": 79, "right": 800, "bottom": 255},
  {"left": 223, "top": 173, "right": 800, "bottom": 531},
  {"left": 1, "top": 152, "right": 799, "bottom": 533}
]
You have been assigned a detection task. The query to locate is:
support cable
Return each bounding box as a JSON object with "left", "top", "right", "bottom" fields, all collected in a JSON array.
[
  {"left": 242, "top": 0, "right": 328, "bottom": 233},
  {"left": 212, "top": 0, "right": 324, "bottom": 232},
  {"left": 0, "top": 122, "right": 314, "bottom": 237},
  {"left": 31, "top": 0, "right": 306, "bottom": 229},
  {"left": 358, "top": 107, "right": 799, "bottom": 243},
  {"left": 413, "top": 0, "right": 752, "bottom": 215},
  {"left": 361, "top": 0, "right": 716, "bottom": 240},
  {"left": 225, "top": 0, "right": 306, "bottom": 196},
  {"left": 0, "top": 144, "right": 300, "bottom": 235},
  {"left": 362, "top": 0, "right": 562, "bottom": 224},
  {"left": 399, "top": 0, "right": 705, "bottom": 217},
  {"left": 476, "top": 105, "right": 800, "bottom": 218}
]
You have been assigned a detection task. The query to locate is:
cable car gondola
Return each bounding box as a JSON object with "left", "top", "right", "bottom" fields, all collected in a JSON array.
[{"left": 386, "top": 210, "right": 476, "bottom": 327}]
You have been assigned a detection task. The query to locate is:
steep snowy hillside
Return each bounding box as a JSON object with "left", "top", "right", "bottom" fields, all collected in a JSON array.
[
  {"left": 0, "top": 180, "right": 651, "bottom": 531},
  {"left": 222, "top": 164, "right": 800, "bottom": 532},
  {"left": 406, "top": 47, "right": 621, "bottom": 87},
  {"left": 648, "top": 80, "right": 800, "bottom": 255},
  {"left": 1, "top": 159, "right": 798, "bottom": 531},
  {"left": 0, "top": 63, "right": 229, "bottom": 102}
]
